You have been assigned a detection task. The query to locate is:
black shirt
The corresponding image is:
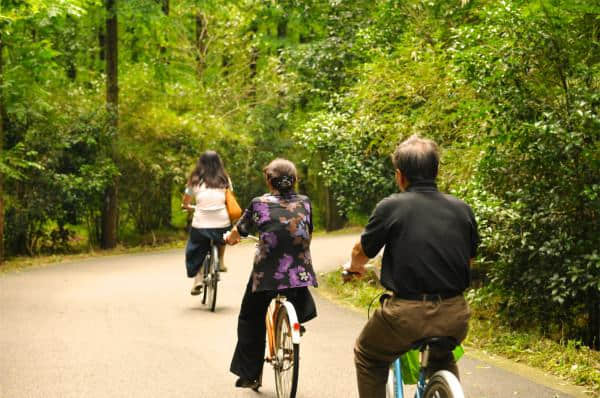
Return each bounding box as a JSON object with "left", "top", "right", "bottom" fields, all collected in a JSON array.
[{"left": 361, "top": 180, "right": 479, "bottom": 297}]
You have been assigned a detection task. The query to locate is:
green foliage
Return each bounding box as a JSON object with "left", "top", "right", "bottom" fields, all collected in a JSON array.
[
  {"left": 296, "top": 109, "right": 395, "bottom": 214},
  {"left": 452, "top": 0, "right": 600, "bottom": 346},
  {"left": 4, "top": 104, "right": 117, "bottom": 254}
]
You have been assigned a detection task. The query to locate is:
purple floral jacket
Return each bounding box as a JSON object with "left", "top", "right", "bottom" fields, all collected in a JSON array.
[{"left": 236, "top": 192, "right": 318, "bottom": 293}]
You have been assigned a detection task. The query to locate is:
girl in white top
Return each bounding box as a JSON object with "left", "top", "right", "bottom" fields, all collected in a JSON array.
[{"left": 182, "top": 150, "right": 232, "bottom": 295}]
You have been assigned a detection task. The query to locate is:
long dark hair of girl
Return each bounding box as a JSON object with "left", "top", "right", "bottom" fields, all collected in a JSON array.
[{"left": 187, "top": 151, "right": 230, "bottom": 189}]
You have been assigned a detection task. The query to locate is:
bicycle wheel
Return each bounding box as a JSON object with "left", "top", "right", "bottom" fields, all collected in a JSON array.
[
  {"left": 205, "top": 245, "right": 219, "bottom": 312},
  {"left": 423, "top": 370, "right": 464, "bottom": 398},
  {"left": 274, "top": 305, "right": 299, "bottom": 398},
  {"left": 201, "top": 254, "right": 209, "bottom": 305}
]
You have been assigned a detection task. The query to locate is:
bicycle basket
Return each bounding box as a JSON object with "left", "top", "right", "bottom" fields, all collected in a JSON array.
[
  {"left": 400, "top": 345, "right": 465, "bottom": 385},
  {"left": 400, "top": 349, "right": 420, "bottom": 385}
]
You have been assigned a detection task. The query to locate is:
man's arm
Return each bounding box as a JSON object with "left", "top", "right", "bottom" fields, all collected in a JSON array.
[
  {"left": 348, "top": 198, "right": 392, "bottom": 276},
  {"left": 349, "top": 241, "right": 370, "bottom": 275}
]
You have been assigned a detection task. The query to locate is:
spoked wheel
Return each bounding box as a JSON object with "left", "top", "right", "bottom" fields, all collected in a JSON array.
[
  {"left": 423, "top": 370, "right": 464, "bottom": 398},
  {"left": 273, "top": 306, "right": 299, "bottom": 398},
  {"left": 205, "top": 246, "right": 219, "bottom": 312}
]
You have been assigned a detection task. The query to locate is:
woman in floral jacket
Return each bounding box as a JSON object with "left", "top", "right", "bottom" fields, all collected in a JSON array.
[{"left": 225, "top": 158, "right": 318, "bottom": 389}]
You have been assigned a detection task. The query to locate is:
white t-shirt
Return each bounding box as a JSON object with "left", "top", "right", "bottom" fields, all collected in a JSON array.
[{"left": 186, "top": 183, "right": 230, "bottom": 229}]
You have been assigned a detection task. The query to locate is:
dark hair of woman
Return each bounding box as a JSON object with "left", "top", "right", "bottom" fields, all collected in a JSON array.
[
  {"left": 188, "top": 150, "right": 230, "bottom": 189},
  {"left": 263, "top": 158, "right": 297, "bottom": 195}
]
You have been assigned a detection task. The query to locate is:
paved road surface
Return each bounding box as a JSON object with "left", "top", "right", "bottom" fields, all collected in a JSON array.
[{"left": 0, "top": 234, "right": 586, "bottom": 397}]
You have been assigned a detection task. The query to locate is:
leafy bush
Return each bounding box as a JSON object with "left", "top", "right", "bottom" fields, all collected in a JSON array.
[{"left": 452, "top": 0, "right": 600, "bottom": 347}]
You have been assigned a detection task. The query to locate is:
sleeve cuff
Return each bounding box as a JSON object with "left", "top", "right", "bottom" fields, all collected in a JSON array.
[{"left": 360, "top": 235, "right": 377, "bottom": 258}]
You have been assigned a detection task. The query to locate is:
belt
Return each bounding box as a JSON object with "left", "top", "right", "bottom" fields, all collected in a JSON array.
[{"left": 393, "top": 292, "right": 460, "bottom": 301}]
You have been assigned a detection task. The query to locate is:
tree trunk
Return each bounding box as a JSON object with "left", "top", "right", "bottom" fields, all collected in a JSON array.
[
  {"left": 277, "top": 16, "right": 287, "bottom": 61},
  {"left": 0, "top": 33, "right": 4, "bottom": 263},
  {"left": 65, "top": 15, "right": 77, "bottom": 80},
  {"left": 221, "top": 53, "right": 231, "bottom": 77},
  {"left": 98, "top": 26, "right": 105, "bottom": 62},
  {"left": 158, "top": 176, "right": 172, "bottom": 228},
  {"left": 158, "top": 0, "right": 169, "bottom": 56},
  {"left": 248, "top": 24, "right": 258, "bottom": 97},
  {"left": 101, "top": 0, "right": 118, "bottom": 249},
  {"left": 195, "top": 12, "right": 207, "bottom": 78},
  {"left": 324, "top": 185, "right": 346, "bottom": 231},
  {"left": 589, "top": 291, "right": 599, "bottom": 349}
]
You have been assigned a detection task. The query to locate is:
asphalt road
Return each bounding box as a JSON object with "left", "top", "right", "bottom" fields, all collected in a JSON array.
[{"left": 0, "top": 234, "right": 586, "bottom": 397}]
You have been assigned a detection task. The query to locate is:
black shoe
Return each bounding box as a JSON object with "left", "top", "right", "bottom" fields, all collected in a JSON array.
[
  {"left": 235, "top": 378, "right": 260, "bottom": 390},
  {"left": 190, "top": 285, "right": 202, "bottom": 296}
]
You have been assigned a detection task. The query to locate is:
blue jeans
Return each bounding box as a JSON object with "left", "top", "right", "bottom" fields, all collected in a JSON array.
[{"left": 185, "top": 226, "right": 230, "bottom": 277}]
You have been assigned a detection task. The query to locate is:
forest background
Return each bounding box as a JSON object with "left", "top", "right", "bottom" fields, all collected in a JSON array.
[{"left": 0, "top": 0, "right": 598, "bottom": 360}]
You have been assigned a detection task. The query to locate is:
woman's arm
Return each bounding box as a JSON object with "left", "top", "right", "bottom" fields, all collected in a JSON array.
[
  {"left": 181, "top": 187, "right": 195, "bottom": 210},
  {"left": 225, "top": 226, "right": 241, "bottom": 245}
]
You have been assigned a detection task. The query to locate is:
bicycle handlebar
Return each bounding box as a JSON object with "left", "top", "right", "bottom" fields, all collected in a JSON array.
[
  {"left": 342, "top": 261, "right": 362, "bottom": 282},
  {"left": 222, "top": 231, "right": 259, "bottom": 243}
]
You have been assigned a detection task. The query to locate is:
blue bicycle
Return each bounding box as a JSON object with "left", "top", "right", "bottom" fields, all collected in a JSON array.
[
  {"left": 343, "top": 264, "right": 465, "bottom": 398},
  {"left": 386, "top": 336, "right": 465, "bottom": 398}
]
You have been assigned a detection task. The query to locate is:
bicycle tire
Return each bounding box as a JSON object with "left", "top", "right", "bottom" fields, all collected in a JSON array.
[
  {"left": 209, "top": 245, "right": 219, "bottom": 311},
  {"left": 386, "top": 367, "right": 395, "bottom": 398},
  {"left": 423, "top": 370, "right": 464, "bottom": 398},
  {"left": 274, "top": 305, "right": 299, "bottom": 398},
  {"left": 206, "top": 245, "right": 219, "bottom": 312},
  {"left": 201, "top": 254, "right": 209, "bottom": 305}
]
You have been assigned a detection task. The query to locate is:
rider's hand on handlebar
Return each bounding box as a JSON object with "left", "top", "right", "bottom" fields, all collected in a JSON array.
[
  {"left": 342, "top": 261, "right": 365, "bottom": 282},
  {"left": 224, "top": 227, "right": 241, "bottom": 245},
  {"left": 181, "top": 203, "right": 195, "bottom": 211}
]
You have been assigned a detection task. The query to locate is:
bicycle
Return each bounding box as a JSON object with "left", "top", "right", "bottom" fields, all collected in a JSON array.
[
  {"left": 263, "top": 293, "right": 302, "bottom": 398},
  {"left": 183, "top": 204, "right": 221, "bottom": 312},
  {"left": 386, "top": 337, "right": 464, "bottom": 398},
  {"left": 231, "top": 234, "right": 303, "bottom": 398}
]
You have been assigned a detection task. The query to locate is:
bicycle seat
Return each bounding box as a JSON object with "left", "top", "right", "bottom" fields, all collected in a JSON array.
[{"left": 410, "top": 336, "right": 458, "bottom": 352}]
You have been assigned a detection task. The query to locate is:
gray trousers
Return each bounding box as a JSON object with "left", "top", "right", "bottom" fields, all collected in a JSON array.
[{"left": 354, "top": 295, "right": 470, "bottom": 398}]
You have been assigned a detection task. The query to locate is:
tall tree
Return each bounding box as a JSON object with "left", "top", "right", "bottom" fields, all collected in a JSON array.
[
  {"left": 158, "top": 0, "right": 169, "bottom": 56},
  {"left": 101, "top": 0, "right": 118, "bottom": 249},
  {"left": 195, "top": 12, "right": 208, "bottom": 78},
  {"left": 0, "top": 30, "right": 4, "bottom": 264}
]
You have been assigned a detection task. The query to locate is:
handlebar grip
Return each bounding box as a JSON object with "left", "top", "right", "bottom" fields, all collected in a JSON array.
[{"left": 342, "top": 270, "right": 361, "bottom": 282}]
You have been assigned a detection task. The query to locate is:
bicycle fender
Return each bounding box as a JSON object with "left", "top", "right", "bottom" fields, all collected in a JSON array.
[{"left": 281, "top": 301, "right": 302, "bottom": 344}]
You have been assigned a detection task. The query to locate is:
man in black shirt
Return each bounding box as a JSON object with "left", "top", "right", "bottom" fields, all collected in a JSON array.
[{"left": 348, "top": 135, "right": 479, "bottom": 398}]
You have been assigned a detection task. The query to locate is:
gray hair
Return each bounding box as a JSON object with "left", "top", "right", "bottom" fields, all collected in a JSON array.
[
  {"left": 263, "top": 158, "right": 297, "bottom": 194},
  {"left": 392, "top": 135, "right": 439, "bottom": 182}
]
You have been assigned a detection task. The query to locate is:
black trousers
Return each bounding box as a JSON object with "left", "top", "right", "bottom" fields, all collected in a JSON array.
[{"left": 230, "top": 277, "right": 317, "bottom": 381}]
